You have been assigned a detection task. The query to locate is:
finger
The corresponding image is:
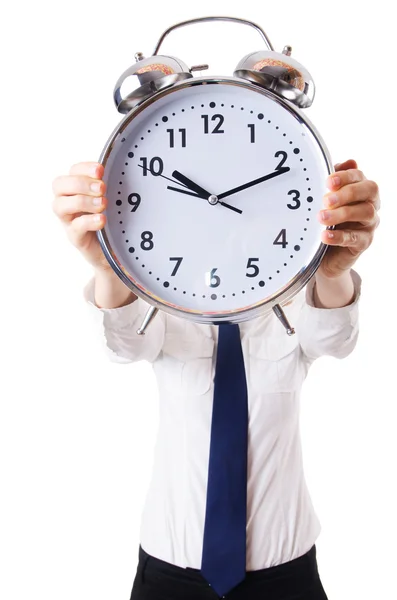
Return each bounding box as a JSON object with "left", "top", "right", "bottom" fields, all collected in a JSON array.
[
  {"left": 323, "top": 180, "right": 380, "bottom": 210},
  {"left": 334, "top": 159, "right": 358, "bottom": 172},
  {"left": 326, "top": 168, "right": 365, "bottom": 192},
  {"left": 52, "top": 194, "right": 107, "bottom": 221},
  {"left": 69, "top": 162, "right": 104, "bottom": 179},
  {"left": 68, "top": 212, "right": 106, "bottom": 246},
  {"left": 52, "top": 174, "right": 106, "bottom": 197},
  {"left": 318, "top": 200, "right": 377, "bottom": 227},
  {"left": 321, "top": 228, "right": 372, "bottom": 251}
]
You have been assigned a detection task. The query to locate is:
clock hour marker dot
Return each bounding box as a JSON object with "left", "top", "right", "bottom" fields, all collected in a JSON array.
[
  {"left": 119, "top": 221, "right": 122, "bottom": 224},
  {"left": 259, "top": 281, "right": 265, "bottom": 287},
  {"left": 308, "top": 208, "right": 311, "bottom": 211},
  {"left": 300, "top": 158, "right": 303, "bottom": 162},
  {"left": 136, "top": 256, "right": 139, "bottom": 260},
  {"left": 119, "top": 181, "right": 122, "bottom": 184},
  {"left": 135, "top": 144, "right": 138, "bottom": 148},
  {"left": 221, "top": 104, "right": 225, "bottom": 107},
  {"left": 303, "top": 168, "right": 307, "bottom": 171},
  {"left": 172, "top": 113, "right": 175, "bottom": 116},
  {"left": 276, "top": 126, "right": 279, "bottom": 129},
  {"left": 283, "top": 133, "right": 287, "bottom": 137},
  {"left": 157, "top": 278, "right": 160, "bottom": 281},
  {"left": 128, "top": 152, "right": 134, "bottom": 158},
  {"left": 201, "top": 104, "right": 205, "bottom": 107},
  {"left": 182, "top": 109, "right": 185, "bottom": 112},
  {"left": 289, "top": 141, "right": 293, "bottom": 144},
  {"left": 223, "top": 295, "right": 226, "bottom": 298},
  {"left": 122, "top": 230, "right": 125, "bottom": 233},
  {"left": 118, "top": 211, "right": 121, "bottom": 215},
  {"left": 142, "top": 264, "right": 145, "bottom": 267},
  {"left": 231, "top": 104, "right": 234, "bottom": 108},
  {"left": 242, "top": 291, "right": 245, "bottom": 294},
  {"left": 284, "top": 263, "right": 287, "bottom": 266},
  {"left": 122, "top": 172, "right": 125, "bottom": 175},
  {"left": 193, "top": 294, "right": 196, "bottom": 297},
  {"left": 141, "top": 137, "right": 144, "bottom": 140},
  {"left": 121, "top": 138, "right": 125, "bottom": 142},
  {"left": 258, "top": 113, "right": 264, "bottom": 119},
  {"left": 155, "top": 123, "right": 159, "bottom": 126},
  {"left": 306, "top": 178, "right": 310, "bottom": 181},
  {"left": 250, "top": 110, "right": 253, "bottom": 113},
  {"left": 162, "top": 116, "right": 168, "bottom": 122},
  {"left": 304, "top": 228, "right": 307, "bottom": 231},
  {"left": 210, "top": 102, "right": 216, "bottom": 108},
  {"left": 118, "top": 191, "right": 121, "bottom": 195},
  {"left": 128, "top": 247, "right": 135, "bottom": 253},
  {"left": 125, "top": 163, "right": 128, "bottom": 166},
  {"left": 126, "top": 239, "right": 129, "bottom": 243},
  {"left": 232, "top": 293, "right": 236, "bottom": 297},
  {"left": 174, "top": 288, "right": 177, "bottom": 291},
  {"left": 163, "top": 282, "right": 170, "bottom": 288},
  {"left": 191, "top": 106, "right": 195, "bottom": 109},
  {"left": 149, "top": 271, "right": 152, "bottom": 275},
  {"left": 203, "top": 295, "right": 206, "bottom": 298},
  {"left": 290, "top": 255, "right": 293, "bottom": 258},
  {"left": 269, "top": 277, "right": 272, "bottom": 280},
  {"left": 268, "top": 120, "right": 271, "bottom": 123},
  {"left": 116, "top": 200, "right": 122, "bottom": 205},
  {"left": 300, "top": 237, "right": 303, "bottom": 241},
  {"left": 251, "top": 287, "right": 255, "bottom": 290},
  {"left": 183, "top": 291, "right": 186, "bottom": 294},
  {"left": 294, "top": 245, "right": 301, "bottom": 251},
  {"left": 277, "top": 270, "right": 280, "bottom": 273},
  {"left": 308, "top": 188, "right": 311, "bottom": 191},
  {"left": 306, "top": 218, "right": 310, "bottom": 221},
  {"left": 307, "top": 196, "right": 313, "bottom": 202},
  {"left": 241, "top": 107, "right": 244, "bottom": 110}
]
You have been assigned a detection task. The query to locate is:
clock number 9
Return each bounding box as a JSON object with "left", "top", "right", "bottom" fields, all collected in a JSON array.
[
  {"left": 246, "top": 258, "right": 259, "bottom": 277},
  {"left": 287, "top": 190, "right": 301, "bottom": 210},
  {"left": 139, "top": 157, "right": 164, "bottom": 176},
  {"left": 206, "top": 268, "right": 221, "bottom": 288},
  {"left": 127, "top": 193, "right": 141, "bottom": 212},
  {"left": 274, "top": 150, "right": 288, "bottom": 170},
  {"left": 140, "top": 231, "right": 154, "bottom": 251}
]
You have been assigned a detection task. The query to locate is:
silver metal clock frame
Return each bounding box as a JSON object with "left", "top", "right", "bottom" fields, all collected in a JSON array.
[{"left": 97, "top": 76, "right": 334, "bottom": 334}]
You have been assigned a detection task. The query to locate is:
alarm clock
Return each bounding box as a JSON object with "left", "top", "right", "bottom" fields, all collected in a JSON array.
[{"left": 96, "top": 16, "right": 334, "bottom": 336}]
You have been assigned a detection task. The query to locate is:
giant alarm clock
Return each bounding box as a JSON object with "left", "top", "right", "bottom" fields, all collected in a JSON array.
[{"left": 96, "top": 16, "right": 334, "bottom": 336}]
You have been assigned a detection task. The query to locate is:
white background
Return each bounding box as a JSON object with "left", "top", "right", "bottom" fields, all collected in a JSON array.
[{"left": 1, "top": 1, "right": 395, "bottom": 599}]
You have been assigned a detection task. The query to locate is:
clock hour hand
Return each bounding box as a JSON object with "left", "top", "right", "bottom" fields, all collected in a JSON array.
[
  {"left": 217, "top": 166, "right": 290, "bottom": 200},
  {"left": 171, "top": 170, "right": 212, "bottom": 198}
]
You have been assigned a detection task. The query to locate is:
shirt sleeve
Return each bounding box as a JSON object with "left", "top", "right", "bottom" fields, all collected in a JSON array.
[
  {"left": 296, "top": 268, "right": 362, "bottom": 362},
  {"left": 83, "top": 276, "right": 166, "bottom": 364}
]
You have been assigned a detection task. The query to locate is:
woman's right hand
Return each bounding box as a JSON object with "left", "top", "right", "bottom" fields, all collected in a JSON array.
[{"left": 52, "top": 161, "right": 111, "bottom": 272}]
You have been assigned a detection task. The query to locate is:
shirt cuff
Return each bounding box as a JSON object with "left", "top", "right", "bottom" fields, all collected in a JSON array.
[
  {"left": 83, "top": 276, "right": 146, "bottom": 330},
  {"left": 303, "top": 268, "right": 362, "bottom": 326}
]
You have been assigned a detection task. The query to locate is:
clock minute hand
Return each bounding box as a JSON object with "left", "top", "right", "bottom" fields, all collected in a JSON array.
[{"left": 217, "top": 167, "right": 290, "bottom": 201}]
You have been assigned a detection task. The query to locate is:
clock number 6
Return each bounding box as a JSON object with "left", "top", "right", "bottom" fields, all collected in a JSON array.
[
  {"left": 246, "top": 258, "right": 259, "bottom": 277},
  {"left": 206, "top": 268, "right": 221, "bottom": 288}
]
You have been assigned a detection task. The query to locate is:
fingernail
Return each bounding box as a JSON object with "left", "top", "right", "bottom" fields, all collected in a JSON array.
[
  {"left": 93, "top": 196, "right": 103, "bottom": 206},
  {"left": 321, "top": 210, "right": 330, "bottom": 220},
  {"left": 91, "top": 165, "right": 99, "bottom": 177},
  {"left": 326, "top": 194, "right": 338, "bottom": 207},
  {"left": 327, "top": 231, "right": 334, "bottom": 239},
  {"left": 331, "top": 176, "right": 341, "bottom": 187},
  {"left": 93, "top": 214, "right": 102, "bottom": 222},
  {"left": 90, "top": 181, "right": 102, "bottom": 193}
]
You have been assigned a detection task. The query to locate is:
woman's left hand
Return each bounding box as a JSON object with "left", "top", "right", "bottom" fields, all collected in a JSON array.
[{"left": 317, "top": 159, "right": 380, "bottom": 279}]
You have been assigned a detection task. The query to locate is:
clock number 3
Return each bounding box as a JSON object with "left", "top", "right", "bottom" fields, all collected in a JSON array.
[{"left": 287, "top": 190, "right": 301, "bottom": 210}]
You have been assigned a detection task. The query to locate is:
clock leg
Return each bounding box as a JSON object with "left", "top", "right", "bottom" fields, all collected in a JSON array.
[
  {"left": 272, "top": 304, "right": 295, "bottom": 336},
  {"left": 136, "top": 306, "right": 159, "bottom": 336}
]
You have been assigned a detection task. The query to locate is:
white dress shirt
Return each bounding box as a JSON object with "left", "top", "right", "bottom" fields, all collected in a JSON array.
[{"left": 83, "top": 269, "right": 361, "bottom": 571}]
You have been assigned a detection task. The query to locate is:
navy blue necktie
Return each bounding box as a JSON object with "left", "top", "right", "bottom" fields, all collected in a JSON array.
[{"left": 201, "top": 323, "right": 248, "bottom": 597}]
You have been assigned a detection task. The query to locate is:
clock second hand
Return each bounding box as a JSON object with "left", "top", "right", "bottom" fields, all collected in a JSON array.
[{"left": 170, "top": 170, "right": 243, "bottom": 214}]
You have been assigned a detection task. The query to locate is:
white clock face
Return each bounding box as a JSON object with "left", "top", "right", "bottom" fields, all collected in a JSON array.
[{"left": 101, "top": 79, "right": 331, "bottom": 318}]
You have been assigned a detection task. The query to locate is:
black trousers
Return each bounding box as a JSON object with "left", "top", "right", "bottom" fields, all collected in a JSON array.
[{"left": 130, "top": 544, "right": 329, "bottom": 600}]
